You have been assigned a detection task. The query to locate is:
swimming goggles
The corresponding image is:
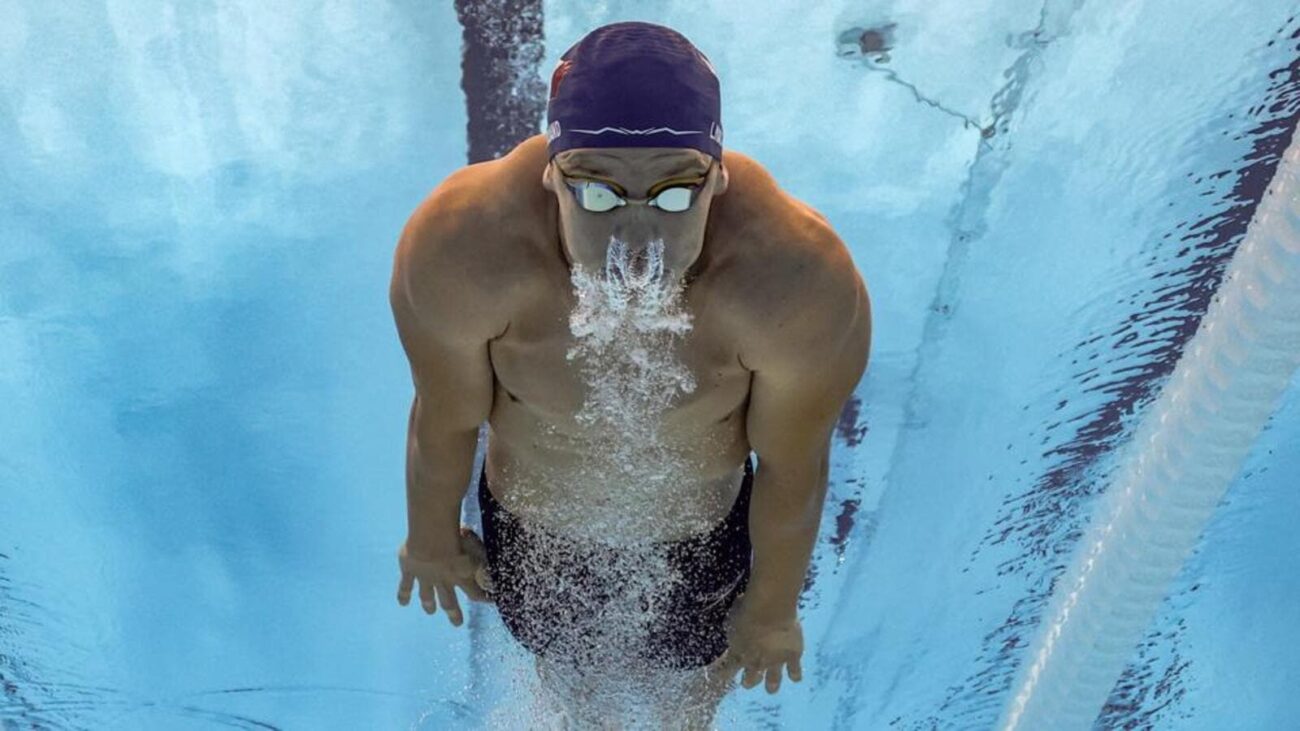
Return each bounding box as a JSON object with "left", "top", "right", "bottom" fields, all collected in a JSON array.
[{"left": 554, "top": 160, "right": 714, "bottom": 213}]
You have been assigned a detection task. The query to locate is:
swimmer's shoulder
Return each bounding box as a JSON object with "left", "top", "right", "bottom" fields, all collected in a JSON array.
[
  {"left": 394, "top": 160, "right": 528, "bottom": 340},
  {"left": 705, "top": 154, "right": 860, "bottom": 340},
  {"left": 439, "top": 134, "right": 574, "bottom": 271},
  {"left": 405, "top": 145, "right": 533, "bottom": 243}
]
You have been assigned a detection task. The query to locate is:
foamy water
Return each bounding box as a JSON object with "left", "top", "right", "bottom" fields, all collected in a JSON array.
[
  {"left": 506, "top": 235, "right": 728, "bottom": 541},
  {"left": 567, "top": 236, "right": 697, "bottom": 474},
  {"left": 488, "top": 236, "right": 731, "bottom": 729}
]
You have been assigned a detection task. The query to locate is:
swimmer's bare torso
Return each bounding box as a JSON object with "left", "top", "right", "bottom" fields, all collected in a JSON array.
[{"left": 398, "top": 133, "right": 845, "bottom": 543}]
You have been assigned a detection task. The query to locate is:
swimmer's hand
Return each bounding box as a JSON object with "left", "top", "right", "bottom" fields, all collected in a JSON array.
[
  {"left": 718, "top": 595, "right": 804, "bottom": 695},
  {"left": 396, "top": 526, "right": 496, "bottom": 627}
]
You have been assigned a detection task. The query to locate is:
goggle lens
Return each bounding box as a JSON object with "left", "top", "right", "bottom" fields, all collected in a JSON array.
[
  {"left": 577, "top": 183, "right": 623, "bottom": 212},
  {"left": 653, "top": 186, "right": 694, "bottom": 212}
]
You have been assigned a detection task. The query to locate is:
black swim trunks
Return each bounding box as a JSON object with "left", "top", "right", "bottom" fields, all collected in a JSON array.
[{"left": 477, "top": 456, "right": 754, "bottom": 671}]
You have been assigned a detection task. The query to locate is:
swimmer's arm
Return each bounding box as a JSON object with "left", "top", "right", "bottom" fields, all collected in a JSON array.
[
  {"left": 390, "top": 190, "right": 505, "bottom": 557},
  {"left": 741, "top": 247, "right": 872, "bottom": 619}
]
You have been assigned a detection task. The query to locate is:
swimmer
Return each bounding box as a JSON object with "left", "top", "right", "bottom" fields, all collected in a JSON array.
[{"left": 391, "top": 20, "right": 872, "bottom": 729}]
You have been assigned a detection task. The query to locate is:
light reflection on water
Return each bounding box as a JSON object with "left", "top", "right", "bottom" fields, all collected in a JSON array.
[{"left": 2, "top": 1, "right": 1300, "bottom": 729}]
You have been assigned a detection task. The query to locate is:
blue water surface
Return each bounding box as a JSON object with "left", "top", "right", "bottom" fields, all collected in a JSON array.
[{"left": 2, "top": 1, "right": 1298, "bottom": 729}]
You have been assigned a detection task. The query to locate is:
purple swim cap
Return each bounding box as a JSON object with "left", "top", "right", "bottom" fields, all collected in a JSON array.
[{"left": 546, "top": 21, "right": 723, "bottom": 161}]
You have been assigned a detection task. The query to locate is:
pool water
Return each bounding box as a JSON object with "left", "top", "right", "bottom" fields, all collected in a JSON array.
[{"left": 2, "top": 1, "right": 1298, "bottom": 728}]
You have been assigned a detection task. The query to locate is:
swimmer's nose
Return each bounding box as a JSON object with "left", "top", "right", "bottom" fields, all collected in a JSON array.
[{"left": 613, "top": 215, "right": 657, "bottom": 248}]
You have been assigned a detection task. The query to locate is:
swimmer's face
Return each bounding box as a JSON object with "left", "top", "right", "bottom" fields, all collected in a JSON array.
[{"left": 542, "top": 147, "right": 729, "bottom": 283}]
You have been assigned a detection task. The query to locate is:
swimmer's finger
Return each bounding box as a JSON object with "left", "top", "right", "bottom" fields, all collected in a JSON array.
[
  {"left": 712, "top": 649, "right": 732, "bottom": 677},
  {"left": 418, "top": 577, "right": 437, "bottom": 615},
  {"left": 459, "top": 574, "right": 490, "bottom": 604},
  {"left": 789, "top": 655, "right": 803, "bottom": 683},
  {"left": 397, "top": 568, "right": 415, "bottom": 606},
  {"left": 447, "top": 554, "right": 491, "bottom": 604},
  {"left": 436, "top": 582, "right": 463, "bottom": 627},
  {"left": 722, "top": 649, "right": 744, "bottom": 677},
  {"left": 475, "top": 565, "right": 496, "bottom": 594},
  {"left": 764, "top": 662, "right": 782, "bottom": 694},
  {"left": 741, "top": 660, "right": 764, "bottom": 690},
  {"left": 396, "top": 545, "right": 415, "bottom": 605},
  {"left": 720, "top": 648, "right": 749, "bottom": 681}
]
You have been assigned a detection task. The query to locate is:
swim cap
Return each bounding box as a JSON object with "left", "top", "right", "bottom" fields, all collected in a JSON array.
[{"left": 546, "top": 21, "right": 723, "bottom": 161}]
